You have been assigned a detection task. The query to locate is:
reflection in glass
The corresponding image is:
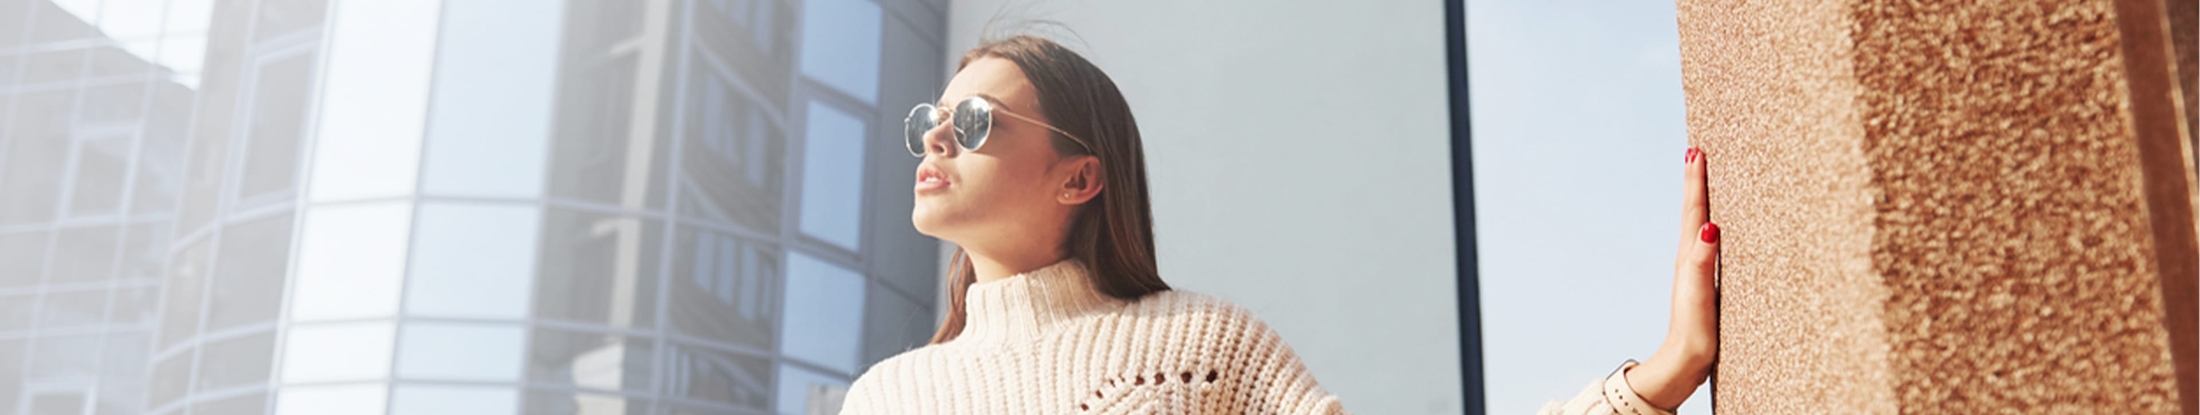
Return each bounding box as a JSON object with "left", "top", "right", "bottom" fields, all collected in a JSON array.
[
  {"left": 798, "top": 101, "right": 867, "bottom": 251},
  {"left": 524, "top": 390, "right": 648, "bottom": 415},
  {"left": 671, "top": 227, "right": 779, "bottom": 350},
  {"left": 274, "top": 384, "right": 387, "bottom": 415},
  {"left": 396, "top": 322, "right": 525, "bottom": 382},
  {"left": 207, "top": 214, "right": 294, "bottom": 331},
  {"left": 66, "top": 134, "right": 132, "bottom": 215},
  {"left": 534, "top": 208, "right": 660, "bottom": 328},
  {"left": 527, "top": 328, "right": 653, "bottom": 393},
  {"left": 0, "top": 0, "right": 945, "bottom": 413},
  {"left": 406, "top": 202, "right": 540, "bottom": 320},
  {"left": 35, "top": 290, "right": 103, "bottom": 329},
  {"left": 680, "top": 70, "right": 783, "bottom": 232},
  {"left": 665, "top": 343, "right": 771, "bottom": 410},
  {"left": 48, "top": 225, "right": 118, "bottom": 283},
  {"left": 291, "top": 202, "right": 411, "bottom": 322},
  {"left": 279, "top": 322, "right": 395, "bottom": 384},
  {"left": 390, "top": 385, "right": 519, "bottom": 415},
  {"left": 157, "top": 239, "right": 210, "bottom": 348},
  {"left": 236, "top": 52, "right": 315, "bottom": 201},
  {"left": 192, "top": 392, "right": 267, "bottom": 415},
  {"left": 305, "top": 0, "right": 440, "bottom": 202},
  {"left": 782, "top": 252, "right": 865, "bottom": 374},
  {"left": 777, "top": 363, "right": 851, "bottom": 415},
  {"left": 1, "top": 89, "right": 74, "bottom": 225},
  {"left": 196, "top": 331, "right": 276, "bottom": 392},
  {"left": 420, "top": 0, "right": 562, "bottom": 199},
  {"left": 0, "top": 231, "right": 46, "bottom": 287},
  {"left": 797, "top": 0, "right": 882, "bottom": 103}
]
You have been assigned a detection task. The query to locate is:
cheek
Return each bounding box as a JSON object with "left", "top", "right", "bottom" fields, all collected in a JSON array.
[{"left": 910, "top": 159, "right": 1049, "bottom": 234}]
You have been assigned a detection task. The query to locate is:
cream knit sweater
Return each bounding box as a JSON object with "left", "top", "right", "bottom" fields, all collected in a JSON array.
[
  {"left": 838, "top": 260, "right": 1349, "bottom": 414},
  {"left": 837, "top": 259, "right": 1673, "bottom": 415}
]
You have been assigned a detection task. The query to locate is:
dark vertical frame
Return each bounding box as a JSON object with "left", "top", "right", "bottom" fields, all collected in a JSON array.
[{"left": 1443, "top": 0, "right": 1485, "bottom": 414}]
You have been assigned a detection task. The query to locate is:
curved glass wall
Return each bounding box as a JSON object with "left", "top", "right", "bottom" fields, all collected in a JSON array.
[{"left": 0, "top": 0, "right": 950, "bottom": 414}]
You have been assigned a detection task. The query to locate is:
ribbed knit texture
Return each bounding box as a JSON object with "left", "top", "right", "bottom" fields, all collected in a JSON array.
[{"left": 838, "top": 260, "right": 1349, "bottom": 414}]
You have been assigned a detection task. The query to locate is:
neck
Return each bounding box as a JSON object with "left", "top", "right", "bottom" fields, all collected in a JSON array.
[{"left": 967, "top": 246, "right": 1066, "bottom": 285}]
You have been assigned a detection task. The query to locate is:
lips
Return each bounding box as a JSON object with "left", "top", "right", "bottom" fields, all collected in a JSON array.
[{"left": 915, "top": 163, "right": 950, "bottom": 193}]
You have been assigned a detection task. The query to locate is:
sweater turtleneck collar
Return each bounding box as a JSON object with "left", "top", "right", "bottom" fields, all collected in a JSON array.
[{"left": 958, "top": 259, "right": 1124, "bottom": 346}]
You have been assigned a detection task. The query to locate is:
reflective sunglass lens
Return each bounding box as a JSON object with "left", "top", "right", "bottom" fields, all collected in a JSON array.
[
  {"left": 955, "top": 98, "right": 992, "bottom": 152},
  {"left": 904, "top": 104, "right": 936, "bottom": 157}
]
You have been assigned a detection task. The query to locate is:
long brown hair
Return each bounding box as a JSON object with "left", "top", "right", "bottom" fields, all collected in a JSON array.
[{"left": 929, "top": 35, "right": 1170, "bottom": 344}]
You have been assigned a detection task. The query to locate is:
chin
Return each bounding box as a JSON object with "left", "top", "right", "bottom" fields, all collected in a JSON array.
[{"left": 910, "top": 204, "right": 951, "bottom": 238}]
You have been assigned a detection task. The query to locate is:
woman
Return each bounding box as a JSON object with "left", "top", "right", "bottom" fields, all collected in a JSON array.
[{"left": 839, "top": 35, "right": 1719, "bottom": 415}]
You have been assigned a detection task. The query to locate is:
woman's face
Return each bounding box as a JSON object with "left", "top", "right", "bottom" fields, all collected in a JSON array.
[{"left": 911, "top": 57, "right": 1088, "bottom": 246}]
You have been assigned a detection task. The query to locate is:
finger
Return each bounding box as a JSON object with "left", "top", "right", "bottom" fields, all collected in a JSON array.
[
  {"left": 1677, "top": 147, "right": 1711, "bottom": 257},
  {"left": 1672, "top": 221, "right": 1724, "bottom": 364},
  {"left": 1671, "top": 221, "right": 1722, "bottom": 355}
]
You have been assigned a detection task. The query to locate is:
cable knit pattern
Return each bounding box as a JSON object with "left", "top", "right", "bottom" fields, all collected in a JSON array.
[{"left": 838, "top": 260, "right": 1349, "bottom": 414}]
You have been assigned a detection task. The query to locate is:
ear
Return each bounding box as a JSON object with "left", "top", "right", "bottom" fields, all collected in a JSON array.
[{"left": 1054, "top": 155, "right": 1104, "bottom": 205}]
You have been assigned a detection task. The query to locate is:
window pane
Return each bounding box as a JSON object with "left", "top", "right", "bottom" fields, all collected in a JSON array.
[
  {"left": 775, "top": 363, "right": 849, "bottom": 415},
  {"left": 29, "top": 334, "right": 97, "bottom": 378},
  {"left": 797, "top": 102, "right": 866, "bottom": 251},
  {"left": 534, "top": 209, "right": 660, "bottom": 328},
  {"left": 197, "top": 331, "right": 276, "bottom": 391},
  {"left": 406, "top": 202, "right": 540, "bottom": 319},
  {"left": 679, "top": 71, "right": 784, "bottom": 232},
  {"left": 797, "top": 0, "right": 881, "bottom": 103},
  {"left": 306, "top": 0, "right": 441, "bottom": 202},
  {"left": 527, "top": 329, "right": 652, "bottom": 393},
  {"left": 191, "top": 392, "right": 266, "bottom": 415},
  {"left": 66, "top": 135, "right": 132, "bottom": 215},
  {"left": 79, "top": 82, "right": 147, "bottom": 123},
  {"left": 665, "top": 343, "right": 770, "bottom": 409},
  {"left": 420, "top": 0, "right": 562, "bottom": 198},
  {"left": 49, "top": 225, "right": 118, "bottom": 283},
  {"left": 35, "top": 290, "right": 104, "bottom": 329},
  {"left": 1, "top": 90, "right": 72, "bottom": 225},
  {"left": 279, "top": 322, "right": 395, "bottom": 383},
  {"left": 208, "top": 214, "right": 294, "bottom": 331},
  {"left": 391, "top": 385, "right": 517, "bottom": 415},
  {"left": 0, "top": 231, "right": 47, "bottom": 287},
  {"left": 395, "top": 322, "right": 524, "bottom": 381},
  {"left": 237, "top": 53, "right": 316, "bottom": 201},
  {"left": 670, "top": 227, "right": 778, "bottom": 350},
  {"left": 132, "top": 89, "right": 191, "bottom": 215},
  {"left": 0, "top": 294, "right": 31, "bottom": 330},
  {"left": 547, "top": 52, "right": 665, "bottom": 208},
  {"left": 253, "top": 0, "right": 327, "bottom": 41},
  {"left": 159, "top": 239, "right": 211, "bottom": 348},
  {"left": 274, "top": 384, "right": 386, "bottom": 415},
  {"left": 0, "top": 339, "right": 22, "bottom": 411},
  {"left": 780, "top": 252, "right": 863, "bottom": 373},
  {"left": 148, "top": 353, "right": 188, "bottom": 408},
  {"left": 291, "top": 202, "right": 411, "bottom": 322},
  {"left": 523, "top": 390, "right": 648, "bottom": 415}
]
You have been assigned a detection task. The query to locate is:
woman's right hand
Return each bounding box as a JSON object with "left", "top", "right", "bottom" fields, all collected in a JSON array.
[{"left": 1623, "top": 147, "right": 1720, "bottom": 410}]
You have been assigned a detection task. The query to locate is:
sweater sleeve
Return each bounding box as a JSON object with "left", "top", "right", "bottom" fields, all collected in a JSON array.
[
  {"left": 1536, "top": 361, "right": 1676, "bottom": 415},
  {"left": 1228, "top": 306, "right": 1350, "bottom": 415}
]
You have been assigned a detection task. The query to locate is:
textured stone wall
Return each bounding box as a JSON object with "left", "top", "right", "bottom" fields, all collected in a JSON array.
[{"left": 1675, "top": 0, "right": 2199, "bottom": 413}]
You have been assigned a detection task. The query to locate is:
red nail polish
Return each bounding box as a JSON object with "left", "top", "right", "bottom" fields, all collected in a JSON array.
[
  {"left": 1685, "top": 148, "right": 1699, "bottom": 164},
  {"left": 1700, "top": 222, "right": 1720, "bottom": 243}
]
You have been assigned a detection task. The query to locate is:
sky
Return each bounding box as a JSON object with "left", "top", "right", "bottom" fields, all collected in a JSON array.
[{"left": 1466, "top": 0, "right": 1714, "bottom": 414}]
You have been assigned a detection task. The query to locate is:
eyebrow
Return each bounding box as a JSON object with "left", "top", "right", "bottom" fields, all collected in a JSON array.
[{"left": 938, "top": 93, "right": 1017, "bottom": 113}]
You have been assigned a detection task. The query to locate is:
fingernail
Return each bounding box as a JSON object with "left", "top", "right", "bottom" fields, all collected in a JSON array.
[
  {"left": 1685, "top": 147, "right": 1699, "bottom": 164},
  {"left": 1700, "top": 222, "right": 1720, "bottom": 243}
]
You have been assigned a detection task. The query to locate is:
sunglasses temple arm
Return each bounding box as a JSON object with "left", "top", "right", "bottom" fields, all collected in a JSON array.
[{"left": 993, "top": 109, "right": 1097, "bottom": 153}]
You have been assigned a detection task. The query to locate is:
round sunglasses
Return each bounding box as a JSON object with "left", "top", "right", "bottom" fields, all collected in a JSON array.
[{"left": 904, "top": 96, "right": 1094, "bottom": 158}]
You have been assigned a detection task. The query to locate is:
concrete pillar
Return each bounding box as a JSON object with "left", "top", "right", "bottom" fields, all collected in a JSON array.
[{"left": 1675, "top": 0, "right": 2199, "bottom": 413}]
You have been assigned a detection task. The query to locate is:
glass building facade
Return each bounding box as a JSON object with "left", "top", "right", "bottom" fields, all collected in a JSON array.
[{"left": 0, "top": 0, "right": 952, "bottom": 413}]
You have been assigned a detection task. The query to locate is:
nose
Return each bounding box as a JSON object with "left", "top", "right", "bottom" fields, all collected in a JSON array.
[{"left": 922, "top": 116, "right": 956, "bottom": 157}]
